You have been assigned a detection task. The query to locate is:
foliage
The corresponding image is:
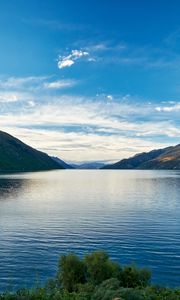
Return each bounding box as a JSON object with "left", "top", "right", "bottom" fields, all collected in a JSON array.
[
  {"left": 58, "top": 253, "right": 86, "bottom": 292},
  {"left": 0, "top": 250, "right": 179, "bottom": 300},
  {"left": 84, "top": 251, "right": 121, "bottom": 285},
  {"left": 120, "top": 264, "right": 151, "bottom": 288}
]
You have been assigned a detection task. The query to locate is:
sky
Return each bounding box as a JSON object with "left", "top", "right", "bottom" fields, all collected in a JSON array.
[{"left": 0, "top": 0, "right": 180, "bottom": 163}]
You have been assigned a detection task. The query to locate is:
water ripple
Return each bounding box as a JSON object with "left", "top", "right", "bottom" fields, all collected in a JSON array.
[{"left": 0, "top": 170, "right": 179, "bottom": 291}]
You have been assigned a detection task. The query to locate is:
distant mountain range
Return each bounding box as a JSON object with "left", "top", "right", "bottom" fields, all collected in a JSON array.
[
  {"left": 72, "top": 162, "right": 105, "bottom": 169},
  {"left": 0, "top": 131, "right": 65, "bottom": 172},
  {"left": 102, "top": 144, "right": 180, "bottom": 170},
  {"left": 0, "top": 130, "right": 179, "bottom": 171},
  {"left": 51, "top": 156, "right": 74, "bottom": 169}
]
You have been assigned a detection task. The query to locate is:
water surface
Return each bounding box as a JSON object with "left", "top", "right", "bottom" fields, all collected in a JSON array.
[{"left": 0, "top": 170, "right": 179, "bottom": 290}]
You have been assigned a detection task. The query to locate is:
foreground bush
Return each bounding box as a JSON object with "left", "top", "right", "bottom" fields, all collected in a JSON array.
[
  {"left": 58, "top": 253, "right": 86, "bottom": 292},
  {"left": 0, "top": 250, "right": 179, "bottom": 300}
]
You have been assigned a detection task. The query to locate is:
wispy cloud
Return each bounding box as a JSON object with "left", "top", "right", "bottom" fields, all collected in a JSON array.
[
  {"left": 0, "top": 75, "right": 179, "bottom": 162},
  {"left": 24, "top": 18, "right": 88, "bottom": 32},
  {"left": 164, "top": 28, "right": 180, "bottom": 49},
  {"left": 0, "top": 84, "right": 179, "bottom": 162},
  {"left": 0, "top": 76, "right": 47, "bottom": 89},
  {"left": 3, "top": 126, "right": 171, "bottom": 163},
  {"left": 43, "top": 79, "right": 77, "bottom": 89},
  {"left": 70, "top": 38, "right": 180, "bottom": 69},
  {"left": 0, "top": 75, "right": 77, "bottom": 93},
  {"left": 0, "top": 92, "right": 19, "bottom": 103}
]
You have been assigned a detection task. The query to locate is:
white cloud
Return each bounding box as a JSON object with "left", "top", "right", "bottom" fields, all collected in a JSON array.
[
  {"left": 0, "top": 76, "right": 77, "bottom": 98},
  {"left": 72, "top": 49, "right": 89, "bottom": 58},
  {"left": 0, "top": 94, "right": 179, "bottom": 162},
  {"left": 0, "top": 75, "right": 178, "bottom": 162},
  {"left": 28, "top": 100, "right": 36, "bottom": 107},
  {"left": 107, "top": 95, "right": 113, "bottom": 101},
  {"left": 58, "top": 49, "right": 89, "bottom": 69},
  {"left": 44, "top": 79, "right": 77, "bottom": 89},
  {"left": 0, "top": 76, "right": 47, "bottom": 89},
  {"left": 58, "top": 59, "right": 74, "bottom": 69},
  {"left": 155, "top": 102, "right": 180, "bottom": 112},
  {"left": 85, "top": 42, "right": 127, "bottom": 53},
  {"left": 0, "top": 92, "right": 19, "bottom": 102}
]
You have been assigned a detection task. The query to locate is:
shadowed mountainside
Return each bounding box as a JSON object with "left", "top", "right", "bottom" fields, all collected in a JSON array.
[
  {"left": 0, "top": 131, "right": 65, "bottom": 172},
  {"left": 51, "top": 156, "right": 74, "bottom": 169},
  {"left": 102, "top": 144, "right": 180, "bottom": 170}
]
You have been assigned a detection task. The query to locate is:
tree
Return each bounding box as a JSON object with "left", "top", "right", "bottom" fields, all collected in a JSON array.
[
  {"left": 84, "top": 251, "right": 121, "bottom": 285},
  {"left": 58, "top": 253, "right": 86, "bottom": 292},
  {"left": 120, "top": 265, "right": 151, "bottom": 288}
]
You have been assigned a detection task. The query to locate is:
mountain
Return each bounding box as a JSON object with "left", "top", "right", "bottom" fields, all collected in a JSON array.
[
  {"left": 102, "top": 144, "right": 180, "bottom": 170},
  {"left": 140, "top": 144, "right": 180, "bottom": 169},
  {"left": 51, "top": 156, "right": 74, "bottom": 169},
  {"left": 73, "top": 162, "right": 105, "bottom": 169},
  {"left": 0, "top": 131, "right": 65, "bottom": 172}
]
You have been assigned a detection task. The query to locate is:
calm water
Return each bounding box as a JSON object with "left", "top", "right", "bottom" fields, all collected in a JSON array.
[{"left": 0, "top": 170, "right": 179, "bottom": 291}]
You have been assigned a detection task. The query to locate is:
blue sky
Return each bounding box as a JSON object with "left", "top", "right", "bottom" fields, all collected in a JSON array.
[{"left": 0, "top": 0, "right": 180, "bottom": 162}]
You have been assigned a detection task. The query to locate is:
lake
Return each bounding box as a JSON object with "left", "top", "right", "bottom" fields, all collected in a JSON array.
[{"left": 0, "top": 170, "right": 179, "bottom": 291}]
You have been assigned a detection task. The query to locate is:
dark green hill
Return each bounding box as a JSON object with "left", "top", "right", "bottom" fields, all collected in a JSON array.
[
  {"left": 0, "top": 131, "right": 64, "bottom": 172},
  {"left": 102, "top": 144, "right": 180, "bottom": 170}
]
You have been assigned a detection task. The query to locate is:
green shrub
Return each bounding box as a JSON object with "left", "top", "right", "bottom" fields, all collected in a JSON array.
[
  {"left": 120, "top": 264, "right": 151, "bottom": 288},
  {"left": 0, "top": 250, "right": 179, "bottom": 300},
  {"left": 84, "top": 251, "right": 121, "bottom": 285},
  {"left": 58, "top": 253, "right": 86, "bottom": 292}
]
